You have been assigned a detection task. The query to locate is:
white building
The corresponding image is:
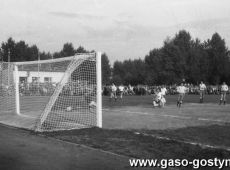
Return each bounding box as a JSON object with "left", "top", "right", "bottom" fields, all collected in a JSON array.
[{"left": 18, "top": 71, "right": 64, "bottom": 83}]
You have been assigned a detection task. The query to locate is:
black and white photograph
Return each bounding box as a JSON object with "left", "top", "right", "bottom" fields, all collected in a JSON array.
[{"left": 0, "top": 0, "right": 230, "bottom": 169}]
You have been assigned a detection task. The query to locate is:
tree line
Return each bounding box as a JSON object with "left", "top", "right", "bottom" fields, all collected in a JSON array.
[
  {"left": 112, "top": 30, "right": 230, "bottom": 85},
  {"left": 0, "top": 37, "right": 94, "bottom": 61},
  {"left": 0, "top": 37, "right": 112, "bottom": 85},
  {"left": 0, "top": 30, "right": 230, "bottom": 85}
]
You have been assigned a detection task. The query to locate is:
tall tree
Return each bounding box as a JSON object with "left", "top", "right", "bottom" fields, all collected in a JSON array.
[
  {"left": 40, "top": 51, "right": 52, "bottom": 60},
  {"left": 101, "top": 53, "right": 111, "bottom": 85},
  {"left": 161, "top": 41, "right": 182, "bottom": 84},
  {"left": 112, "top": 61, "right": 124, "bottom": 84},
  {"left": 14, "top": 41, "right": 28, "bottom": 61},
  {"left": 144, "top": 49, "right": 162, "bottom": 85},
  {"left": 27, "top": 45, "right": 39, "bottom": 61},
  {"left": 1, "top": 37, "right": 16, "bottom": 62},
  {"left": 0, "top": 48, "right": 2, "bottom": 61},
  {"left": 75, "top": 46, "right": 88, "bottom": 53},
  {"left": 1, "top": 38, "right": 39, "bottom": 62},
  {"left": 61, "top": 43, "right": 75, "bottom": 57},
  {"left": 132, "top": 59, "right": 146, "bottom": 85},
  {"left": 206, "top": 33, "right": 229, "bottom": 84}
]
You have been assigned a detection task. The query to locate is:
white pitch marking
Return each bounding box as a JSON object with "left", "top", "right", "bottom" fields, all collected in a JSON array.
[
  {"left": 19, "top": 114, "right": 36, "bottom": 119},
  {"left": 104, "top": 108, "right": 192, "bottom": 119},
  {"left": 104, "top": 108, "right": 230, "bottom": 123},
  {"left": 136, "top": 132, "right": 230, "bottom": 152},
  {"left": 198, "top": 118, "right": 228, "bottom": 123},
  {"left": 162, "top": 114, "right": 191, "bottom": 119}
]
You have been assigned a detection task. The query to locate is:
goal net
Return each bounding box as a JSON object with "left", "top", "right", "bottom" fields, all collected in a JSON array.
[{"left": 0, "top": 53, "right": 102, "bottom": 132}]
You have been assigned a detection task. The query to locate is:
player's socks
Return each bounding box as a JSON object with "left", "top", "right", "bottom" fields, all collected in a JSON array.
[
  {"left": 224, "top": 101, "right": 226, "bottom": 105},
  {"left": 219, "top": 100, "right": 222, "bottom": 105},
  {"left": 177, "top": 101, "right": 179, "bottom": 107}
]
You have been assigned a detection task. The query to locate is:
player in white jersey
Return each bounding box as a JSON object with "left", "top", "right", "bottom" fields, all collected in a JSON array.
[
  {"left": 153, "top": 88, "right": 166, "bottom": 108},
  {"left": 220, "top": 82, "right": 228, "bottom": 105},
  {"left": 118, "top": 84, "right": 125, "bottom": 99},
  {"left": 83, "top": 86, "right": 96, "bottom": 112},
  {"left": 161, "top": 85, "right": 167, "bottom": 97},
  {"left": 110, "top": 83, "right": 117, "bottom": 101},
  {"left": 199, "top": 81, "right": 206, "bottom": 103},
  {"left": 176, "top": 83, "right": 187, "bottom": 108}
]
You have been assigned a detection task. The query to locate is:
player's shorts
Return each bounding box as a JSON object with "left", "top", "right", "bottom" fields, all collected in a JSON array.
[
  {"left": 221, "top": 91, "right": 227, "bottom": 95},
  {"left": 161, "top": 97, "right": 166, "bottom": 104},
  {"left": 110, "top": 91, "right": 117, "bottom": 98},
  {"left": 200, "top": 90, "right": 205, "bottom": 94},
  {"left": 178, "top": 93, "right": 185, "bottom": 100}
]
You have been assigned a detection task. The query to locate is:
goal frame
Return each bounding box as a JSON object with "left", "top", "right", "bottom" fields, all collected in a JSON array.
[{"left": 12, "top": 52, "right": 102, "bottom": 130}]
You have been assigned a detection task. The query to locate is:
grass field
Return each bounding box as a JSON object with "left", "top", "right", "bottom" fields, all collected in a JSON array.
[
  {"left": 43, "top": 94, "right": 230, "bottom": 169},
  {"left": 102, "top": 94, "right": 230, "bottom": 130},
  {"left": 1, "top": 94, "right": 229, "bottom": 130},
  {"left": 1, "top": 94, "right": 230, "bottom": 169}
]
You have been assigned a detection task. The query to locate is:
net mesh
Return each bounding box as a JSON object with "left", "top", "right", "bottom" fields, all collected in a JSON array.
[
  {"left": 0, "top": 63, "right": 16, "bottom": 113},
  {"left": 0, "top": 53, "right": 100, "bottom": 131}
]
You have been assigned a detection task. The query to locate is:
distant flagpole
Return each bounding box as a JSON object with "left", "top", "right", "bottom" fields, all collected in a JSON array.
[
  {"left": 37, "top": 52, "right": 40, "bottom": 93},
  {"left": 0, "top": 49, "right": 2, "bottom": 62},
  {"left": 8, "top": 50, "right": 10, "bottom": 86},
  {"left": 38, "top": 51, "right": 41, "bottom": 76},
  {"left": 8, "top": 50, "right": 10, "bottom": 63}
]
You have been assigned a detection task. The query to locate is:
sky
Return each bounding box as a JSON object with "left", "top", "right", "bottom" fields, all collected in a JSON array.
[{"left": 1, "top": 0, "right": 230, "bottom": 64}]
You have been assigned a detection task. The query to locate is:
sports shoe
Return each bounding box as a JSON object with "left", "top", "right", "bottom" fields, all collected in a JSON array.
[{"left": 219, "top": 100, "right": 222, "bottom": 105}]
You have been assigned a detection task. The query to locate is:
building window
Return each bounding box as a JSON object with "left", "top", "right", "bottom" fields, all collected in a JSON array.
[
  {"left": 44, "top": 77, "right": 52, "bottom": 83},
  {"left": 32, "top": 77, "right": 40, "bottom": 83},
  {"left": 19, "top": 77, "right": 27, "bottom": 83}
]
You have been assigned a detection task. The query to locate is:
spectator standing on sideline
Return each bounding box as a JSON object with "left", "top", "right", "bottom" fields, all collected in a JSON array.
[
  {"left": 199, "top": 81, "right": 207, "bottom": 103},
  {"left": 220, "top": 82, "right": 228, "bottom": 105}
]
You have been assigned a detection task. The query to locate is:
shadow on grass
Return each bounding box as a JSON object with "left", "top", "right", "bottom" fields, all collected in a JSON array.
[
  {"left": 43, "top": 124, "right": 230, "bottom": 169},
  {"left": 140, "top": 123, "right": 230, "bottom": 150}
]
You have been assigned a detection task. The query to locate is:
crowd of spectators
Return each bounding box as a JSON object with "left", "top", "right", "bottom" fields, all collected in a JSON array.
[
  {"left": 19, "top": 81, "right": 56, "bottom": 96},
  {"left": 103, "top": 84, "right": 229, "bottom": 96},
  {"left": 1, "top": 81, "right": 228, "bottom": 97}
]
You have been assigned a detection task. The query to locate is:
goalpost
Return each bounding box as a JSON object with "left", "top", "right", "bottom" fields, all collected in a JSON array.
[{"left": 0, "top": 52, "right": 102, "bottom": 131}]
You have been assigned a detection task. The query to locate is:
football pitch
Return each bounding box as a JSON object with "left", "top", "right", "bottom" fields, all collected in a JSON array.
[
  {"left": 45, "top": 94, "right": 230, "bottom": 169},
  {"left": 1, "top": 94, "right": 230, "bottom": 169},
  {"left": 103, "top": 95, "right": 230, "bottom": 130},
  {"left": 1, "top": 94, "right": 230, "bottom": 131}
]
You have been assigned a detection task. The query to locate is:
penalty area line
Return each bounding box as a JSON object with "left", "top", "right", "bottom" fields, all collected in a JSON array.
[
  {"left": 104, "top": 108, "right": 230, "bottom": 123},
  {"left": 134, "top": 132, "right": 230, "bottom": 152},
  {"left": 104, "top": 108, "right": 193, "bottom": 119}
]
